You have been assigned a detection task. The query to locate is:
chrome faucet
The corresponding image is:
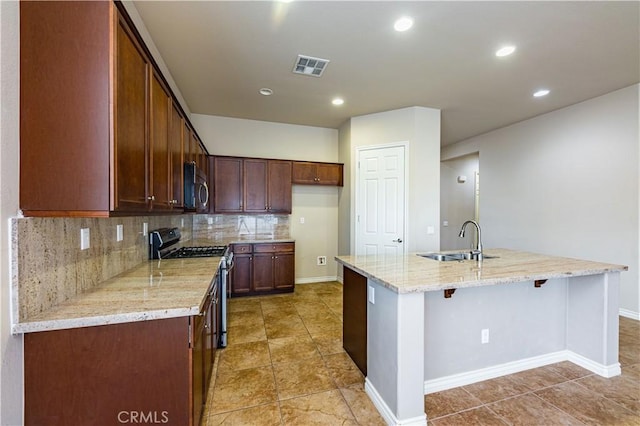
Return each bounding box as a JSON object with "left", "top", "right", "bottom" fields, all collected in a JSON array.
[{"left": 459, "top": 220, "right": 483, "bottom": 261}]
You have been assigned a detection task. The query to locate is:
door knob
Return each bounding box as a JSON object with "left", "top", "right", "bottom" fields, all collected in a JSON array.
[{"left": 393, "top": 238, "right": 403, "bottom": 243}]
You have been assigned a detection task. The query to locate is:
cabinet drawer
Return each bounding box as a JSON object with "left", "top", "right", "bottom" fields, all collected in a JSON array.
[
  {"left": 232, "top": 244, "right": 253, "bottom": 254},
  {"left": 254, "top": 242, "right": 295, "bottom": 253}
]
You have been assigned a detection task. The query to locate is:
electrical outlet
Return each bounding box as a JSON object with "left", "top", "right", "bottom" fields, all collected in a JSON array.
[
  {"left": 481, "top": 329, "right": 489, "bottom": 344},
  {"left": 80, "top": 228, "right": 90, "bottom": 250},
  {"left": 207, "top": 217, "right": 214, "bottom": 225},
  {"left": 368, "top": 286, "right": 375, "bottom": 304},
  {"left": 300, "top": 217, "right": 305, "bottom": 224},
  {"left": 181, "top": 218, "right": 185, "bottom": 228},
  {"left": 116, "top": 224, "right": 123, "bottom": 242},
  {"left": 317, "top": 256, "right": 327, "bottom": 266},
  {"left": 142, "top": 222, "right": 148, "bottom": 236}
]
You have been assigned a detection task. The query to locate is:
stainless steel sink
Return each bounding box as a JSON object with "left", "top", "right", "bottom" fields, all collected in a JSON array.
[{"left": 418, "top": 252, "right": 499, "bottom": 261}]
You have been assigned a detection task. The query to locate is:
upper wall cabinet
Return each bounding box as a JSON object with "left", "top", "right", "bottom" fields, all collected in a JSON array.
[
  {"left": 292, "top": 161, "right": 344, "bottom": 186},
  {"left": 211, "top": 156, "right": 292, "bottom": 214},
  {"left": 19, "top": 1, "right": 204, "bottom": 217}
]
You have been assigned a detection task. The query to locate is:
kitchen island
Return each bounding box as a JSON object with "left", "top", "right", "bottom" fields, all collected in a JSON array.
[{"left": 336, "top": 248, "right": 627, "bottom": 426}]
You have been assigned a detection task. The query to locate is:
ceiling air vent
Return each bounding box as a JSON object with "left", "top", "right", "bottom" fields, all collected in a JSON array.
[{"left": 293, "top": 55, "right": 330, "bottom": 77}]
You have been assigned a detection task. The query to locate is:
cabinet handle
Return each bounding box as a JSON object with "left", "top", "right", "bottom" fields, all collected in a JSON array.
[{"left": 148, "top": 195, "right": 155, "bottom": 201}]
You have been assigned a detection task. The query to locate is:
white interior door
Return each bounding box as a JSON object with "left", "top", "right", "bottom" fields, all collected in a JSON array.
[{"left": 356, "top": 145, "right": 406, "bottom": 256}]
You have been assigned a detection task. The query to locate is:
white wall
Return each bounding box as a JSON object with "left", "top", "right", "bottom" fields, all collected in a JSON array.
[
  {"left": 440, "top": 153, "right": 479, "bottom": 250},
  {"left": 0, "top": 1, "right": 23, "bottom": 423},
  {"left": 191, "top": 114, "right": 341, "bottom": 282},
  {"left": 442, "top": 85, "right": 640, "bottom": 317},
  {"left": 346, "top": 107, "right": 441, "bottom": 254}
]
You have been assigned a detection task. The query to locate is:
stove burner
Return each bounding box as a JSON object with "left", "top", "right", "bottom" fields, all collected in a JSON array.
[{"left": 164, "top": 246, "right": 227, "bottom": 259}]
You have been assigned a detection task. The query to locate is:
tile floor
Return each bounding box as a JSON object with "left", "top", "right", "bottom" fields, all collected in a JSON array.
[{"left": 202, "top": 282, "right": 640, "bottom": 425}]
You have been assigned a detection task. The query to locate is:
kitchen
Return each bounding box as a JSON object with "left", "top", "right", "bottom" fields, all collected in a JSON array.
[{"left": 0, "top": 1, "right": 639, "bottom": 425}]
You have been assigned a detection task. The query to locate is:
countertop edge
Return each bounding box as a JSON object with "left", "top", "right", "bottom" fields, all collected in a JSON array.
[{"left": 12, "top": 306, "right": 200, "bottom": 335}]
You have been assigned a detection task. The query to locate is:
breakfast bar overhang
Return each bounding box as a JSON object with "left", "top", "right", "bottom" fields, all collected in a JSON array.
[{"left": 336, "top": 248, "right": 628, "bottom": 425}]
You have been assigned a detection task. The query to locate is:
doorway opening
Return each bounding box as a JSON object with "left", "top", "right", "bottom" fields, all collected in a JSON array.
[{"left": 440, "top": 153, "right": 479, "bottom": 251}]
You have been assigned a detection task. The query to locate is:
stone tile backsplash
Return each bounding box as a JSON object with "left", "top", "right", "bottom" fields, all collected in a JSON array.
[
  {"left": 192, "top": 214, "right": 290, "bottom": 242},
  {"left": 12, "top": 215, "right": 192, "bottom": 322}
]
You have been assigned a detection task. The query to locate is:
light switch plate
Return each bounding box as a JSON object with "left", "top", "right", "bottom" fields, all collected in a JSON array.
[
  {"left": 80, "top": 228, "right": 90, "bottom": 250},
  {"left": 142, "top": 222, "right": 148, "bottom": 236},
  {"left": 116, "top": 224, "right": 123, "bottom": 242},
  {"left": 368, "top": 286, "right": 375, "bottom": 304}
]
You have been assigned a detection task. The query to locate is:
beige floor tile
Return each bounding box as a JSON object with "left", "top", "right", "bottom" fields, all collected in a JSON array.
[
  {"left": 535, "top": 380, "right": 638, "bottom": 425},
  {"left": 227, "top": 298, "right": 262, "bottom": 314},
  {"left": 260, "top": 298, "right": 296, "bottom": 313},
  {"left": 210, "top": 367, "right": 277, "bottom": 414},
  {"left": 619, "top": 341, "right": 640, "bottom": 366},
  {"left": 425, "top": 387, "right": 483, "bottom": 419},
  {"left": 268, "top": 334, "right": 319, "bottom": 364},
  {"left": 227, "top": 322, "right": 267, "bottom": 344},
  {"left": 264, "top": 316, "right": 309, "bottom": 339},
  {"left": 227, "top": 309, "right": 264, "bottom": 327},
  {"left": 430, "top": 406, "right": 508, "bottom": 426},
  {"left": 546, "top": 360, "right": 594, "bottom": 380},
  {"left": 508, "top": 365, "right": 570, "bottom": 391},
  {"left": 273, "top": 356, "right": 336, "bottom": 400},
  {"left": 263, "top": 307, "right": 300, "bottom": 322},
  {"left": 313, "top": 333, "right": 345, "bottom": 356},
  {"left": 218, "top": 340, "right": 271, "bottom": 371},
  {"left": 323, "top": 352, "right": 364, "bottom": 388},
  {"left": 462, "top": 375, "right": 530, "bottom": 404},
  {"left": 302, "top": 316, "right": 342, "bottom": 335},
  {"left": 339, "top": 384, "right": 386, "bottom": 426},
  {"left": 576, "top": 373, "right": 640, "bottom": 414},
  {"left": 206, "top": 403, "right": 281, "bottom": 426},
  {"left": 623, "top": 363, "right": 640, "bottom": 381},
  {"left": 280, "top": 389, "right": 357, "bottom": 425},
  {"left": 488, "top": 393, "right": 583, "bottom": 425}
]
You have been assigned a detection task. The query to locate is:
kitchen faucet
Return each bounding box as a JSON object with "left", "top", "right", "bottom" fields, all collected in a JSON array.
[{"left": 459, "top": 220, "right": 483, "bottom": 261}]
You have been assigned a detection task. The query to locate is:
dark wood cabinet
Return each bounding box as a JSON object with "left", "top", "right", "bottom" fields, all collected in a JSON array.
[
  {"left": 169, "top": 103, "right": 184, "bottom": 209},
  {"left": 19, "top": 1, "right": 205, "bottom": 217},
  {"left": 292, "top": 161, "right": 344, "bottom": 186},
  {"left": 24, "top": 278, "right": 219, "bottom": 426},
  {"left": 212, "top": 156, "right": 292, "bottom": 214},
  {"left": 149, "top": 71, "right": 172, "bottom": 211},
  {"left": 244, "top": 159, "right": 292, "bottom": 213},
  {"left": 212, "top": 156, "right": 244, "bottom": 213},
  {"left": 231, "top": 243, "right": 295, "bottom": 296},
  {"left": 230, "top": 244, "right": 253, "bottom": 294},
  {"left": 343, "top": 267, "right": 367, "bottom": 376}
]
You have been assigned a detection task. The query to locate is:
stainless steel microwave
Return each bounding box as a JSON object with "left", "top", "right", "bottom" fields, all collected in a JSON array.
[{"left": 184, "top": 162, "right": 209, "bottom": 212}]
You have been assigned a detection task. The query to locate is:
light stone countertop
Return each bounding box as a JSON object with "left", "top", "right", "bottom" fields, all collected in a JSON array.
[
  {"left": 12, "top": 257, "right": 222, "bottom": 334},
  {"left": 336, "top": 248, "right": 628, "bottom": 294}
]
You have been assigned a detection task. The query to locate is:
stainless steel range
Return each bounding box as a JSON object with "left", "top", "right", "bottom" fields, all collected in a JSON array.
[{"left": 149, "top": 227, "right": 232, "bottom": 347}]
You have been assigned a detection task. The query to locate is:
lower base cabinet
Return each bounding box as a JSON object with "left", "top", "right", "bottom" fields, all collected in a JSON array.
[
  {"left": 343, "top": 267, "right": 367, "bottom": 376},
  {"left": 231, "top": 242, "right": 295, "bottom": 296},
  {"left": 24, "top": 286, "right": 218, "bottom": 426}
]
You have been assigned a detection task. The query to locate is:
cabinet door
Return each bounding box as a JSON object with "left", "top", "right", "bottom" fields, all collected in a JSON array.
[
  {"left": 231, "top": 253, "right": 252, "bottom": 295},
  {"left": 244, "top": 159, "right": 268, "bottom": 213},
  {"left": 267, "top": 160, "right": 292, "bottom": 213},
  {"left": 114, "top": 14, "right": 150, "bottom": 212},
  {"left": 183, "top": 123, "right": 194, "bottom": 165},
  {"left": 252, "top": 253, "right": 275, "bottom": 292},
  {"left": 213, "top": 157, "right": 244, "bottom": 213},
  {"left": 191, "top": 316, "right": 205, "bottom": 426},
  {"left": 149, "top": 72, "right": 172, "bottom": 211},
  {"left": 203, "top": 293, "right": 215, "bottom": 384},
  {"left": 291, "top": 162, "right": 317, "bottom": 185},
  {"left": 274, "top": 253, "right": 295, "bottom": 290},
  {"left": 316, "top": 163, "right": 343, "bottom": 186},
  {"left": 169, "top": 103, "right": 184, "bottom": 208}
]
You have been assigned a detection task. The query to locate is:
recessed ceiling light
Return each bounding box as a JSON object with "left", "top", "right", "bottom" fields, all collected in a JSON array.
[
  {"left": 259, "top": 88, "right": 273, "bottom": 96},
  {"left": 533, "top": 89, "right": 550, "bottom": 98},
  {"left": 394, "top": 16, "right": 414, "bottom": 32},
  {"left": 495, "top": 45, "right": 516, "bottom": 57},
  {"left": 332, "top": 98, "right": 344, "bottom": 106}
]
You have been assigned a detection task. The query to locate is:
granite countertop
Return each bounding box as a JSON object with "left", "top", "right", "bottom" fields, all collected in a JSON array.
[
  {"left": 336, "top": 248, "right": 628, "bottom": 294},
  {"left": 12, "top": 257, "right": 222, "bottom": 334},
  {"left": 188, "top": 237, "right": 295, "bottom": 246}
]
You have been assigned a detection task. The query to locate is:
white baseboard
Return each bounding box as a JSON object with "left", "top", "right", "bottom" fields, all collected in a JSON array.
[
  {"left": 365, "top": 379, "right": 427, "bottom": 426},
  {"left": 567, "top": 351, "right": 621, "bottom": 378},
  {"left": 619, "top": 309, "right": 640, "bottom": 320},
  {"left": 424, "top": 351, "right": 568, "bottom": 394},
  {"left": 294, "top": 276, "right": 338, "bottom": 284}
]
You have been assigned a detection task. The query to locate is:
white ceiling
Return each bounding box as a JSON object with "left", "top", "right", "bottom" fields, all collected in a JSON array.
[{"left": 132, "top": 1, "right": 639, "bottom": 145}]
